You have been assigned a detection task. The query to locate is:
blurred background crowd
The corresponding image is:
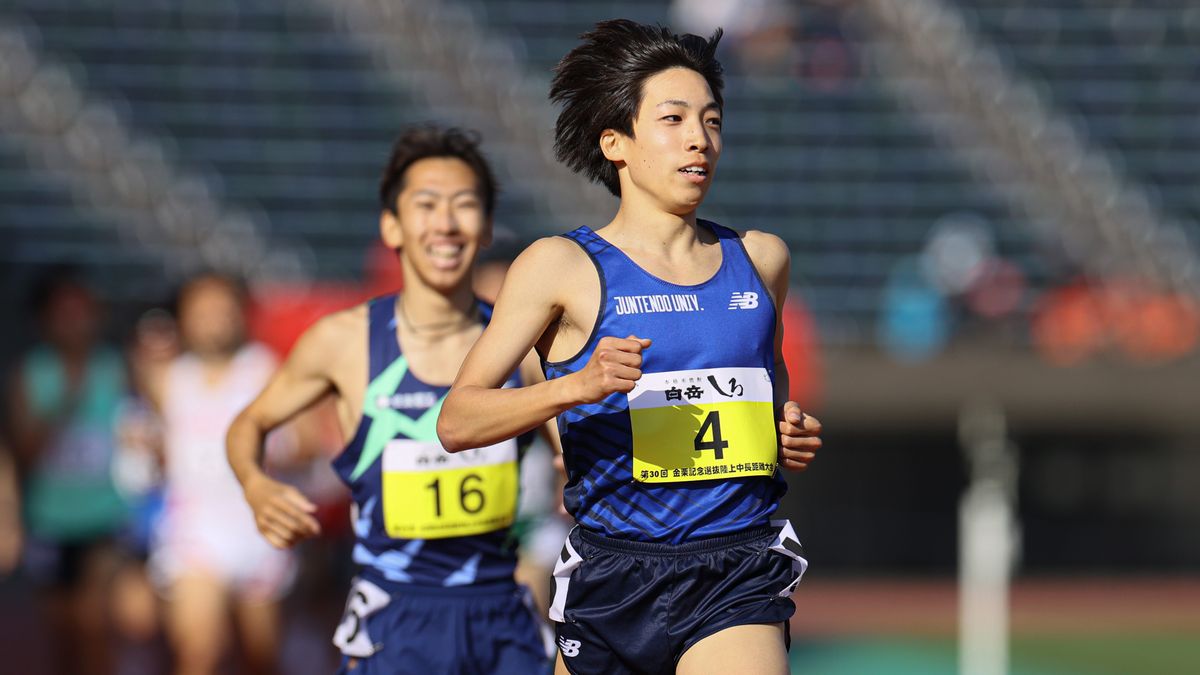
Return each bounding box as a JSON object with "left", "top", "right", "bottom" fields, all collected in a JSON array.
[{"left": 1, "top": 0, "right": 1198, "bottom": 673}]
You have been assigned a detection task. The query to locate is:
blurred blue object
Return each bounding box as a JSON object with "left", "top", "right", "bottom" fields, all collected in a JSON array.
[{"left": 879, "top": 257, "right": 950, "bottom": 361}]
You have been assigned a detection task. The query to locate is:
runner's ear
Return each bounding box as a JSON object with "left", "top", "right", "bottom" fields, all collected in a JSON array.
[
  {"left": 380, "top": 210, "right": 403, "bottom": 250},
  {"left": 599, "top": 128, "right": 626, "bottom": 163}
]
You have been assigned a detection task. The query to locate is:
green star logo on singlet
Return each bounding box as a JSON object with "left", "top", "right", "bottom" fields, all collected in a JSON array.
[{"left": 349, "top": 356, "right": 446, "bottom": 481}]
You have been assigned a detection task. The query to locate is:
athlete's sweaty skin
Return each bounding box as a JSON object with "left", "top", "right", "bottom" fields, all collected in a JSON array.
[
  {"left": 226, "top": 157, "right": 555, "bottom": 550},
  {"left": 438, "top": 66, "right": 820, "bottom": 675}
]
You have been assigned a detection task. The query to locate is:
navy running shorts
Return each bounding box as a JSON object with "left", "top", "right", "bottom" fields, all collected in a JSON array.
[
  {"left": 549, "top": 520, "right": 807, "bottom": 675},
  {"left": 334, "top": 576, "right": 553, "bottom": 675}
]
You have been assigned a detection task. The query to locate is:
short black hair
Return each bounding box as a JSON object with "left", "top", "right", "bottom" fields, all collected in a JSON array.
[
  {"left": 378, "top": 125, "right": 497, "bottom": 216},
  {"left": 27, "top": 264, "right": 89, "bottom": 318},
  {"left": 550, "top": 19, "right": 725, "bottom": 196}
]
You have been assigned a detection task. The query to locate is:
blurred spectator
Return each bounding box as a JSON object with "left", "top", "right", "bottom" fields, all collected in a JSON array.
[
  {"left": 794, "top": 1, "right": 858, "bottom": 93},
  {"left": 6, "top": 267, "right": 128, "bottom": 675},
  {"left": 143, "top": 274, "right": 295, "bottom": 675},
  {"left": 671, "top": 0, "right": 798, "bottom": 78},
  {"left": 671, "top": 0, "right": 858, "bottom": 91},
  {"left": 879, "top": 257, "right": 951, "bottom": 361},
  {"left": 109, "top": 309, "right": 182, "bottom": 673},
  {"left": 472, "top": 225, "right": 525, "bottom": 304},
  {"left": 1032, "top": 278, "right": 1200, "bottom": 366}
]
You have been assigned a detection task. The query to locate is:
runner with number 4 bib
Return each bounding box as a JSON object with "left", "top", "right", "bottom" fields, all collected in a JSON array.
[
  {"left": 226, "top": 127, "right": 555, "bottom": 674},
  {"left": 439, "top": 20, "right": 822, "bottom": 675}
]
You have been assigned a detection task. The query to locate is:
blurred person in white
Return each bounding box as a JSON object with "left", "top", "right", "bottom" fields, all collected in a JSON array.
[
  {"left": 142, "top": 273, "right": 296, "bottom": 675},
  {"left": 6, "top": 267, "right": 129, "bottom": 675}
]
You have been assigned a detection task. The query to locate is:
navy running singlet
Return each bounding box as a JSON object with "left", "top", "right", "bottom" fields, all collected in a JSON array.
[
  {"left": 332, "top": 294, "right": 530, "bottom": 588},
  {"left": 544, "top": 221, "right": 787, "bottom": 544}
]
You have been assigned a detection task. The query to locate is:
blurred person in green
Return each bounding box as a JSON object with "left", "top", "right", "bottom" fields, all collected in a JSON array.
[{"left": 6, "top": 266, "right": 128, "bottom": 675}]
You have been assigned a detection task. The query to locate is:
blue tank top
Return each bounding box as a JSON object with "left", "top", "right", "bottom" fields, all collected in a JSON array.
[
  {"left": 544, "top": 221, "right": 787, "bottom": 544},
  {"left": 332, "top": 294, "right": 529, "bottom": 588}
]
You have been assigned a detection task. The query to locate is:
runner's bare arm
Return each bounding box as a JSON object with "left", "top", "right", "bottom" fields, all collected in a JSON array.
[
  {"left": 439, "top": 238, "right": 578, "bottom": 451},
  {"left": 226, "top": 308, "right": 358, "bottom": 547},
  {"left": 519, "top": 351, "right": 564, "bottom": 456},
  {"left": 743, "top": 230, "right": 821, "bottom": 472},
  {"left": 520, "top": 351, "right": 569, "bottom": 514},
  {"left": 439, "top": 238, "right": 648, "bottom": 452}
]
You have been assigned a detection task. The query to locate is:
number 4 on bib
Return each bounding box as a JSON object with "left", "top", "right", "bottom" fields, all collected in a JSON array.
[
  {"left": 694, "top": 411, "right": 728, "bottom": 459},
  {"left": 628, "top": 367, "right": 777, "bottom": 483}
]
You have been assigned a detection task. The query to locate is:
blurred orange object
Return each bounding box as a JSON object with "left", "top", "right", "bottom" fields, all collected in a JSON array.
[
  {"left": 1032, "top": 281, "right": 1106, "bottom": 366},
  {"left": 1032, "top": 279, "right": 1199, "bottom": 365},
  {"left": 782, "top": 296, "right": 823, "bottom": 410}
]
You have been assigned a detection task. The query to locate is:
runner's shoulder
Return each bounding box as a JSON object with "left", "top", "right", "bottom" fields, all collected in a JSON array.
[
  {"left": 736, "top": 228, "right": 790, "bottom": 286},
  {"left": 296, "top": 304, "right": 367, "bottom": 361},
  {"left": 507, "top": 235, "right": 593, "bottom": 290}
]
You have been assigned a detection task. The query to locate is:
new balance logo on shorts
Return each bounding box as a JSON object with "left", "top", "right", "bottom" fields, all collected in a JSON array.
[
  {"left": 728, "top": 291, "right": 759, "bottom": 310},
  {"left": 558, "top": 637, "right": 581, "bottom": 658}
]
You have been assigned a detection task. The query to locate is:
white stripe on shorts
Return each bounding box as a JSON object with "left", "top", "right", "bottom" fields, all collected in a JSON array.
[{"left": 548, "top": 527, "right": 584, "bottom": 623}]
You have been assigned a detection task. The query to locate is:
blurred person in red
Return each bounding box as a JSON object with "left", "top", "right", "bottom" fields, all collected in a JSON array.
[
  {"left": 6, "top": 267, "right": 129, "bottom": 675},
  {"left": 141, "top": 273, "right": 296, "bottom": 675}
]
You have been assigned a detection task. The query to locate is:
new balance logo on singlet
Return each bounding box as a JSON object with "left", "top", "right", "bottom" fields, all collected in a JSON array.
[
  {"left": 558, "top": 637, "right": 581, "bottom": 658},
  {"left": 728, "top": 291, "right": 759, "bottom": 310}
]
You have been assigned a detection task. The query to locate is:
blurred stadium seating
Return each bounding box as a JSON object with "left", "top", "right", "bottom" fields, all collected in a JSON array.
[{"left": 3, "top": 0, "right": 1196, "bottom": 350}]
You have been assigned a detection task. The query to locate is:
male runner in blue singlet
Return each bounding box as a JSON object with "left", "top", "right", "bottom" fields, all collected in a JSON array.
[
  {"left": 226, "top": 126, "right": 554, "bottom": 674},
  {"left": 438, "top": 19, "right": 822, "bottom": 675}
]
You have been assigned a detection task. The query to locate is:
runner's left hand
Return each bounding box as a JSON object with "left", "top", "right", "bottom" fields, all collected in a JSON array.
[{"left": 778, "top": 401, "right": 820, "bottom": 472}]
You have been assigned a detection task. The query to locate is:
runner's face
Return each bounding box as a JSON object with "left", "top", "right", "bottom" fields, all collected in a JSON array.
[
  {"left": 390, "top": 158, "right": 489, "bottom": 293},
  {"left": 178, "top": 280, "right": 244, "bottom": 358},
  {"left": 621, "top": 67, "right": 722, "bottom": 215},
  {"left": 43, "top": 285, "right": 99, "bottom": 353}
]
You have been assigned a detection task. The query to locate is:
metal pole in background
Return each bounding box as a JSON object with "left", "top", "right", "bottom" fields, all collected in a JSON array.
[{"left": 958, "top": 399, "right": 1020, "bottom": 675}]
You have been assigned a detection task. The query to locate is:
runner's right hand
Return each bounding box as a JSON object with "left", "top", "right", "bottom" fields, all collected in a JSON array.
[
  {"left": 572, "top": 335, "right": 651, "bottom": 402},
  {"left": 243, "top": 474, "right": 321, "bottom": 549}
]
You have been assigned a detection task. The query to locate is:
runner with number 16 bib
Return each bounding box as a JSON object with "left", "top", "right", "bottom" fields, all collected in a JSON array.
[{"left": 226, "top": 126, "right": 555, "bottom": 674}]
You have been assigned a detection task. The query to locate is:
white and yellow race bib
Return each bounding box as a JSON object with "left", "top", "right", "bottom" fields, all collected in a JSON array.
[
  {"left": 628, "top": 367, "right": 778, "bottom": 483},
  {"left": 381, "top": 438, "right": 518, "bottom": 539}
]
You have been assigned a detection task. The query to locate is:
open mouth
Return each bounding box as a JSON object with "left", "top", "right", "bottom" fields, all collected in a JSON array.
[
  {"left": 426, "top": 242, "right": 465, "bottom": 270},
  {"left": 679, "top": 166, "right": 708, "bottom": 183}
]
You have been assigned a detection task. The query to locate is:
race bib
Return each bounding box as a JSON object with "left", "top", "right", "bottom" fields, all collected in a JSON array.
[
  {"left": 332, "top": 578, "right": 390, "bottom": 658},
  {"left": 381, "top": 438, "right": 518, "bottom": 539},
  {"left": 628, "top": 367, "right": 777, "bottom": 483}
]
